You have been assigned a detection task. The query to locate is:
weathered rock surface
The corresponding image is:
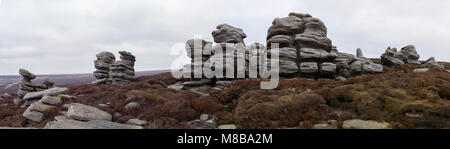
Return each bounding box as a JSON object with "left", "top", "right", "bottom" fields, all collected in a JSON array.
[
  {"left": 126, "top": 119, "right": 148, "bottom": 126},
  {"left": 41, "top": 96, "right": 62, "bottom": 105},
  {"left": 342, "top": 119, "right": 391, "bottom": 129},
  {"left": 66, "top": 104, "right": 112, "bottom": 121},
  {"left": 212, "top": 24, "right": 247, "bottom": 44},
  {"left": 44, "top": 116, "right": 142, "bottom": 129},
  {"left": 17, "top": 69, "right": 55, "bottom": 101},
  {"left": 381, "top": 45, "right": 421, "bottom": 66},
  {"left": 23, "top": 87, "right": 68, "bottom": 101},
  {"left": 421, "top": 57, "right": 443, "bottom": 68},
  {"left": 312, "top": 120, "right": 338, "bottom": 129},
  {"left": 92, "top": 51, "right": 115, "bottom": 85},
  {"left": 218, "top": 124, "right": 237, "bottom": 129},
  {"left": 110, "top": 51, "right": 136, "bottom": 84}
]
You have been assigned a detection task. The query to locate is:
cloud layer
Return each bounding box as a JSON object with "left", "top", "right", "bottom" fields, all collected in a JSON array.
[{"left": 1, "top": 0, "right": 449, "bottom": 75}]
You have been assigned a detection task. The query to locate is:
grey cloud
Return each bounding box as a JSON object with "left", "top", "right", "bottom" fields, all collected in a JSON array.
[{"left": 0, "top": 0, "right": 449, "bottom": 75}]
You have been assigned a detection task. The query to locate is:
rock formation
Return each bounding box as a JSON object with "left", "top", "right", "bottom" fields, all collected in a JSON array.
[
  {"left": 17, "top": 69, "right": 55, "bottom": 104},
  {"left": 182, "top": 39, "right": 214, "bottom": 88},
  {"left": 110, "top": 51, "right": 136, "bottom": 84},
  {"left": 212, "top": 24, "right": 247, "bottom": 45},
  {"left": 334, "top": 48, "right": 383, "bottom": 77},
  {"left": 421, "top": 57, "right": 444, "bottom": 68},
  {"left": 266, "top": 13, "right": 337, "bottom": 78},
  {"left": 92, "top": 51, "right": 116, "bottom": 85},
  {"left": 381, "top": 45, "right": 420, "bottom": 66}
]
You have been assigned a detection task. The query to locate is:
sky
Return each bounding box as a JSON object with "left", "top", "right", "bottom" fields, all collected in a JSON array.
[{"left": 0, "top": 0, "right": 449, "bottom": 75}]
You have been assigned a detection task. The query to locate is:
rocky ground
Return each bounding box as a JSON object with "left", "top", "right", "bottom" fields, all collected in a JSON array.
[{"left": 0, "top": 60, "right": 449, "bottom": 129}]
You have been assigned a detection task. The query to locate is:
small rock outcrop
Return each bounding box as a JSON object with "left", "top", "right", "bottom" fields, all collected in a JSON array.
[
  {"left": 110, "top": 51, "right": 136, "bottom": 84},
  {"left": 421, "top": 57, "right": 444, "bottom": 68},
  {"left": 334, "top": 48, "right": 383, "bottom": 78},
  {"left": 17, "top": 69, "right": 55, "bottom": 105},
  {"left": 92, "top": 51, "right": 116, "bottom": 85},
  {"left": 22, "top": 95, "right": 62, "bottom": 123},
  {"left": 381, "top": 45, "right": 420, "bottom": 66}
]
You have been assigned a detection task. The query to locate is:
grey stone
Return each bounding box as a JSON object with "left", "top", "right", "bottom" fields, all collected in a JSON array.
[
  {"left": 23, "top": 87, "right": 68, "bottom": 100},
  {"left": 126, "top": 119, "right": 148, "bottom": 126},
  {"left": 125, "top": 102, "right": 140, "bottom": 110},
  {"left": 267, "top": 16, "right": 304, "bottom": 39},
  {"left": 28, "top": 101, "right": 55, "bottom": 113},
  {"left": 67, "top": 104, "right": 112, "bottom": 121},
  {"left": 200, "top": 114, "right": 209, "bottom": 121},
  {"left": 218, "top": 124, "right": 237, "bottom": 129},
  {"left": 413, "top": 68, "right": 429, "bottom": 73},
  {"left": 19, "top": 69, "right": 36, "bottom": 80},
  {"left": 320, "top": 62, "right": 337, "bottom": 77},
  {"left": 400, "top": 45, "right": 420, "bottom": 64},
  {"left": 422, "top": 57, "right": 443, "bottom": 68},
  {"left": 44, "top": 116, "right": 142, "bottom": 129},
  {"left": 342, "top": 119, "right": 391, "bottom": 129},
  {"left": 212, "top": 24, "right": 247, "bottom": 44},
  {"left": 23, "top": 108, "right": 44, "bottom": 123},
  {"left": 41, "top": 96, "right": 62, "bottom": 105},
  {"left": 356, "top": 48, "right": 364, "bottom": 57},
  {"left": 300, "top": 62, "right": 318, "bottom": 74},
  {"left": 363, "top": 63, "right": 384, "bottom": 73}
]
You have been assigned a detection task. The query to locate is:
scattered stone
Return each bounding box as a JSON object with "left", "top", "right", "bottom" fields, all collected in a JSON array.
[
  {"left": 41, "top": 96, "right": 62, "bottom": 105},
  {"left": 200, "top": 114, "right": 209, "bottom": 121},
  {"left": 413, "top": 68, "right": 429, "bottom": 73},
  {"left": 125, "top": 102, "right": 140, "bottom": 110},
  {"left": 126, "top": 119, "right": 148, "bottom": 126},
  {"left": 342, "top": 119, "right": 391, "bottom": 129},
  {"left": 218, "top": 124, "right": 237, "bottom": 129},
  {"left": 66, "top": 104, "right": 112, "bottom": 121}
]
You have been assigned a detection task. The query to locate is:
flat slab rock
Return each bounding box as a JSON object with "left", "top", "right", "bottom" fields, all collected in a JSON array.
[
  {"left": 44, "top": 116, "right": 142, "bottom": 129},
  {"left": 342, "top": 119, "right": 391, "bottom": 129},
  {"left": 66, "top": 104, "right": 112, "bottom": 121},
  {"left": 23, "top": 87, "right": 68, "bottom": 100}
]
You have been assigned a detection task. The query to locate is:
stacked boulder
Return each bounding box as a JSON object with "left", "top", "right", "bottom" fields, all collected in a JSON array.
[
  {"left": 210, "top": 24, "right": 248, "bottom": 80},
  {"left": 182, "top": 39, "right": 214, "bottom": 88},
  {"left": 266, "top": 13, "right": 337, "bottom": 78},
  {"left": 92, "top": 51, "right": 116, "bottom": 85},
  {"left": 334, "top": 48, "right": 383, "bottom": 77},
  {"left": 110, "top": 51, "right": 136, "bottom": 84},
  {"left": 23, "top": 95, "right": 62, "bottom": 123},
  {"left": 248, "top": 43, "right": 266, "bottom": 78},
  {"left": 16, "top": 69, "right": 55, "bottom": 104},
  {"left": 380, "top": 45, "right": 420, "bottom": 66}
]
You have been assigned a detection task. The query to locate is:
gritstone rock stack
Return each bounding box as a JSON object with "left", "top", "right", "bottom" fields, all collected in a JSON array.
[
  {"left": 266, "top": 13, "right": 337, "bottom": 78},
  {"left": 110, "top": 51, "right": 136, "bottom": 84},
  {"left": 210, "top": 24, "right": 248, "bottom": 80},
  {"left": 334, "top": 48, "right": 383, "bottom": 77},
  {"left": 17, "top": 69, "right": 55, "bottom": 104},
  {"left": 92, "top": 51, "right": 116, "bottom": 85}
]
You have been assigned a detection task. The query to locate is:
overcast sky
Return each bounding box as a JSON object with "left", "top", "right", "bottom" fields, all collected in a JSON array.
[{"left": 0, "top": 0, "right": 449, "bottom": 75}]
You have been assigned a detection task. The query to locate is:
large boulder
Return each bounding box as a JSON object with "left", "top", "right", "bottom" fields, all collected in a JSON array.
[
  {"left": 212, "top": 24, "right": 247, "bottom": 44},
  {"left": 110, "top": 51, "right": 136, "bottom": 84},
  {"left": 66, "top": 104, "right": 112, "bottom": 121},
  {"left": 381, "top": 45, "right": 421, "bottom": 66},
  {"left": 400, "top": 45, "right": 420, "bottom": 64}
]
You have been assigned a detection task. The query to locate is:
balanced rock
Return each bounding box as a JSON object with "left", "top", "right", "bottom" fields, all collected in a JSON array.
[
  {"left": 92, "top": 51, "right": 115, "bottom": 85},
  {"left": 17, "top": 69, "right": 55, "bottom": 103},
  {"left": 182, "top": 39, "right": 213, "bottom": 81},
  {"left": 110, "top": 51, "right": 136, "bottom": 84},
  {"left": 212, "top": 24, "right": 247, "bottom": 44}
]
